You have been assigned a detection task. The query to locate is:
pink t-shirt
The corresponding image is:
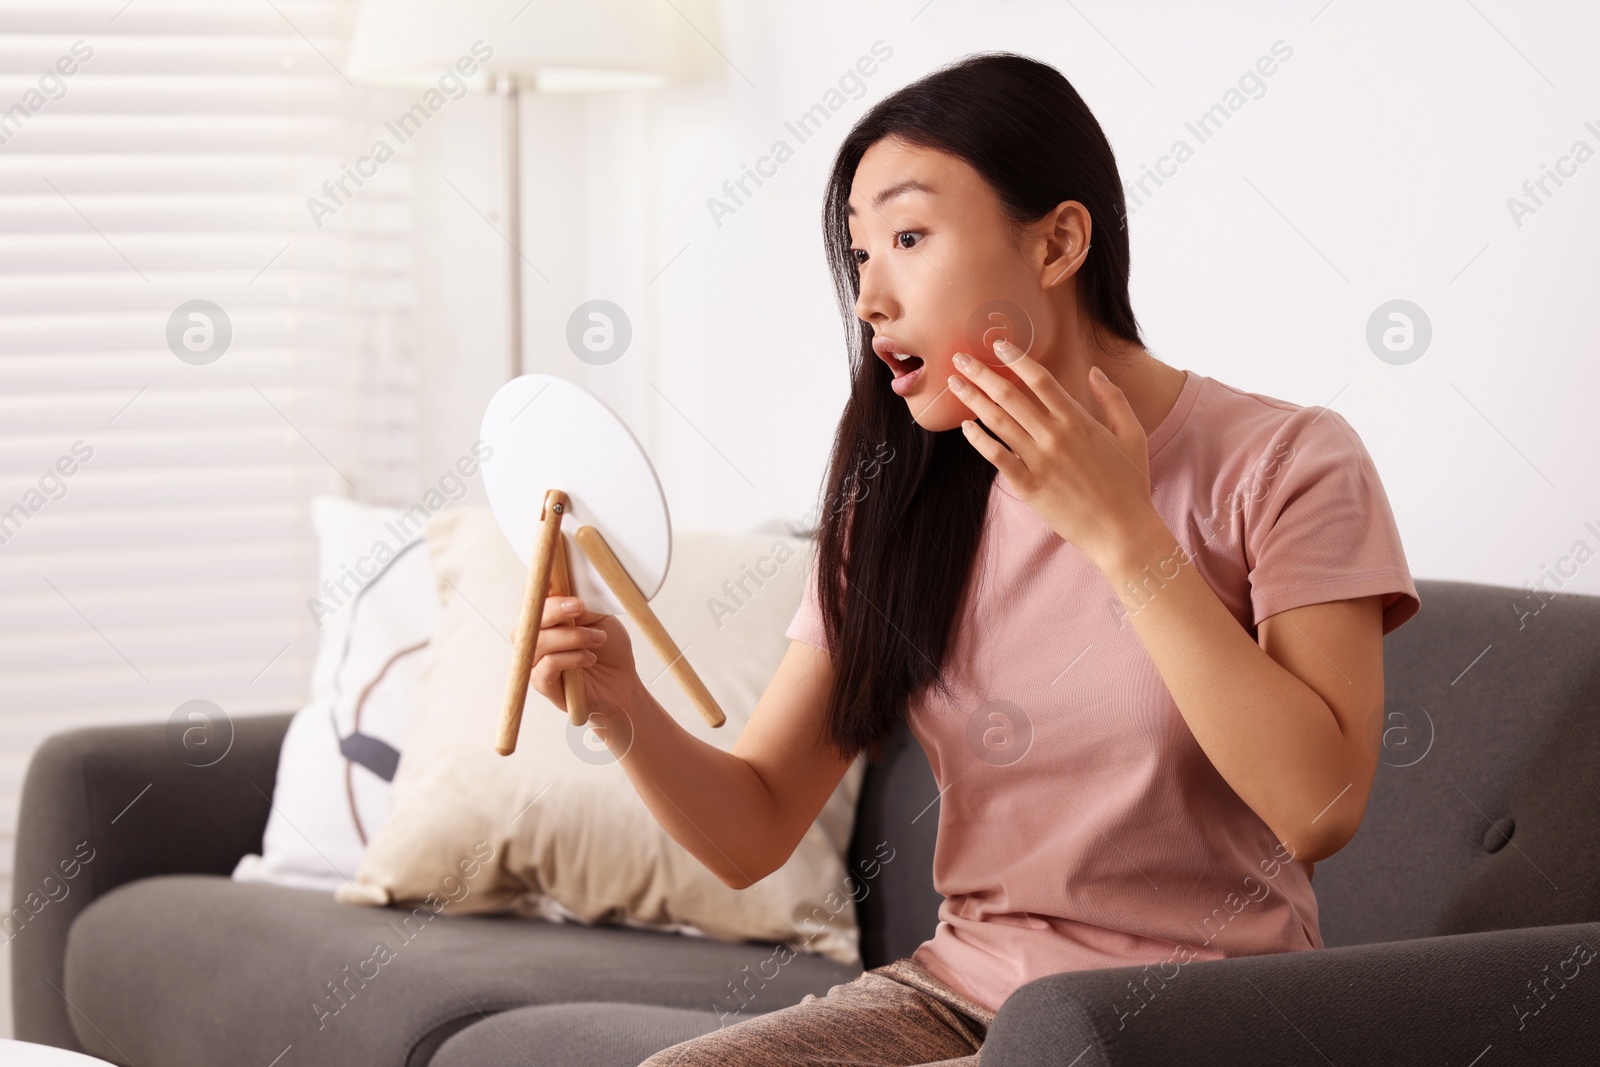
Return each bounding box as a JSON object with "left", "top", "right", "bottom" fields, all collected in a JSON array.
[{"left": 785, "top": 368, "right": 1421, "bottom": 1014}]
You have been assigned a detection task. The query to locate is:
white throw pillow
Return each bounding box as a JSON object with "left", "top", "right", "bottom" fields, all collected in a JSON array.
[
  {"left": 337, "top": 506, "right": 867, "bottom": 965},
  {"left": 232, "top": 495, "right": 441, "bottom": 891}
]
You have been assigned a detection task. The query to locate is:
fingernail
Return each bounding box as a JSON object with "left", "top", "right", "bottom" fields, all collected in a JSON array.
[
  {"left": 952, "top": 352, "right": 971, "bottom": 369},
  {"left": 995, "top": 338, "right": 1017, "bottom": 355},
  {"left": 1091, "top": 366, "right": 1107, "bottom": 381},
  {"left": 562, "top": 598, "right": 580, "bottom": 612},
  {"left": 948, "top": 374, "right": 967, "bottom": 391}
]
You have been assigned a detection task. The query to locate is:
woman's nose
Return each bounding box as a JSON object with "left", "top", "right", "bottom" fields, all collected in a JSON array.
[{"left": 854, "top": 270, "right": 895, "bottom": 324}]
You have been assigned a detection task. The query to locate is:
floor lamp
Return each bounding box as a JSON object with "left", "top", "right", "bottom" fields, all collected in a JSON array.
[{"left": 345, "top": 0, "right": 680, "bottom": 378}]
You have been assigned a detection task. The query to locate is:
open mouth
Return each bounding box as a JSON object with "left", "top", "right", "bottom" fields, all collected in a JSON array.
[
  {"left": 886, "top": 352, "right": 924, "bottom": 377},
  {"left": 872, "top": 337, "right": 927, "bottom": 396},
  {"left": 883, "top": 351, "right": 926, "bottom": 396}
]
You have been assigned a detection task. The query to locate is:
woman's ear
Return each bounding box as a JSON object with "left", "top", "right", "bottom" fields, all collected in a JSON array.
[{"left": 1038, "top": 200, "right": 1093, "bottom": 290}]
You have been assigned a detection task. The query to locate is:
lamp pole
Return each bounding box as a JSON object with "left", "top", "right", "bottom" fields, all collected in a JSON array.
[{"left": 498, "top": 72, "right": 523, "bottom": 379}]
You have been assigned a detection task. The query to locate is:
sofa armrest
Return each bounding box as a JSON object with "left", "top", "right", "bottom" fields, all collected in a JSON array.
[
  {"left": 980, "top": 922, "right": 1600, "bottom": 1066},
  {"left": 10, "top": 711, "right": 294, "bottom": 1050}
]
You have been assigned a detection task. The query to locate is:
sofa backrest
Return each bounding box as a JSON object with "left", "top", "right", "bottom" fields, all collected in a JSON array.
[
  {"left": 846, "top": 713, "right": 945, "bottom": 969},
  {"left": 1315, "top": 578, "right": 1600, "bottom": 946},
  {"left": 845, "top": 578, "right": 1600, "bottom": 966}
]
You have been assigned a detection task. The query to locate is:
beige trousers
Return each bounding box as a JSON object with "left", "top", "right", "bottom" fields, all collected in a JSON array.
[{"left": 638, "top": 957, "right": 995, "bottom": 1066}]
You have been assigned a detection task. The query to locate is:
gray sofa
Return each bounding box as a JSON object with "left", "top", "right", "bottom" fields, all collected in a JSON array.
[{"left": 12, "top": 578, "right": 1600, "bottom": 1066}]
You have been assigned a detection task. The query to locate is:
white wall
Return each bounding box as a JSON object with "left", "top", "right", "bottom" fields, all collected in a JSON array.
[{"left": 423, "top": 0, "right": 1600, "bottom": 600}]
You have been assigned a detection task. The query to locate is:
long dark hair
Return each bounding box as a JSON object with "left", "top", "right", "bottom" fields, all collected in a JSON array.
[{"left": 808, "top": 51, "right": 1144, "bottom": 763}]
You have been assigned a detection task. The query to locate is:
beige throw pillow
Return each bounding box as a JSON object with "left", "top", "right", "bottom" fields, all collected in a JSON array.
[{"left": 336, "top": 506, "right": 866, "bottom": 965}]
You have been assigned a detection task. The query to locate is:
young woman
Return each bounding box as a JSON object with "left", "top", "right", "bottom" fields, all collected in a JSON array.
[{"left": 526, "top": 51, "right": 1420, "bottom": 1067}]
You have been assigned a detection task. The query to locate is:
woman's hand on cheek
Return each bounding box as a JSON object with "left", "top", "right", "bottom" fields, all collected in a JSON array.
[{"left": 949, "top": 339, "right": 1165, "bottom": 573}]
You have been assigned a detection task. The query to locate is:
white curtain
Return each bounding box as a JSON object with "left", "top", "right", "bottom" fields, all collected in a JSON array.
[{"left": 0, "top": 0, "right": 421, "bottom": 884}]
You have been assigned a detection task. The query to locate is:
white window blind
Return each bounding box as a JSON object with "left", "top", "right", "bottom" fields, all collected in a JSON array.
[{"left": 0, "top": 0, "right": 420, "bottom": 885}]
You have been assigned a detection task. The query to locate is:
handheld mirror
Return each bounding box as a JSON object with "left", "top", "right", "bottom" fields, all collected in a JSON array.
[{"left": 480, "top": 374, "right": 726, "bottom": 754}]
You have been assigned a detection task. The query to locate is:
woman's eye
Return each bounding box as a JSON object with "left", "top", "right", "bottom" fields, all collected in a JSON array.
[{"left": 850, "top": 232, "right": 922, "bottom": 265}]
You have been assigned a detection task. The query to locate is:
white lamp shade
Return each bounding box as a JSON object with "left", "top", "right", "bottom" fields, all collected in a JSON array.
[{"left": 346, "top": 0, "right": 678, "bottom": 91}]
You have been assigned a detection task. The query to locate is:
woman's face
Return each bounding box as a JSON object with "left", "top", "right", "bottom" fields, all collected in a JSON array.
[{"left": 848, "top": 136, "right": 1059, "bottom": 431}]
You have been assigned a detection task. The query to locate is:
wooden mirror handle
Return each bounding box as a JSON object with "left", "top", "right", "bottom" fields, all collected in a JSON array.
[
  {"left": 496, "top": 491, "right": 725, "bottom": 756},
  {"left": 549, "top": 523, "right": 589, "bottom": 727},
  {"left": 497, "top": 489, "right": 566, "bottom": 756},
  {"left": 574, "top": 524, "right": 725, "bottom": 729}
]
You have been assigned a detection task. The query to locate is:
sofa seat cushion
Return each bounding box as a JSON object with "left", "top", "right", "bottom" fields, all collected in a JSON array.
[
  {"left": 429, "top": 1002, "right": 724, "bottom": 1067},
  {"left": 62, "top": 875, "right": 860, "bottom": 1067}
]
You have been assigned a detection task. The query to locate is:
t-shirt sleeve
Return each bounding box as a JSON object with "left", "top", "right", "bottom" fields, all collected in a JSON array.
[
  {"left": 1243, "top": 408, "right": 1420, "bottom": 636},
  {"left": 784, "top": 548, "right": 831, "bottom": 653}
]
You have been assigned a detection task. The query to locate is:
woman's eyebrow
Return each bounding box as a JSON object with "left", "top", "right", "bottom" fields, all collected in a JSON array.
[{"left": 847, "top": 178, "right": 936, "bottom": 217}]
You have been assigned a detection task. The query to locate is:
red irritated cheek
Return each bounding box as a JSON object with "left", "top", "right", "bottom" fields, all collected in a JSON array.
[
  {"left": 940, "top": 323, "right": 1011, "bottom": 372},
  {"left": 934, "top": 329, "right": 1026, "bottom": 397}
]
